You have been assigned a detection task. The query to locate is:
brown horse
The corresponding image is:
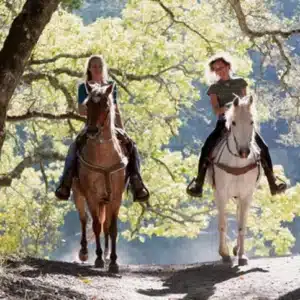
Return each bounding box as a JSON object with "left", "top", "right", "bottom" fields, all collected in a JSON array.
[{"left": 72, "top": 83, "right": 127, "bottom": 273}]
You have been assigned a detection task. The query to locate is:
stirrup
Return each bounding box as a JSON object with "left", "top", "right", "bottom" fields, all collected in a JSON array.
[
  {"left": 275, "top": 176, "right": 287, "bottom": 185},
  {"left": 55, "top": 185, "right": 70, "bottom": 201},
  {"left": 186, "top": 177, "right": 203, "bottom": 197},
  {"left": 270, "top": 176, "right": 287, "bottom": 195},
  {"left": 187, "top": 177, "right": 197, "bottom": 190},
  {"left": 133, "top": 184, "right": 150, "bottom": 203}
]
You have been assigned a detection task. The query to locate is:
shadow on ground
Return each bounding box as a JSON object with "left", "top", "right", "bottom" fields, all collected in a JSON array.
[
  {"left": 278, "top": 287, "right": 300, "bottom": 300},
  {"left": 138, "top": 262, "right": 268, "bottom": 300},
  {"left": 1, "top": 275, "right": 87, "bottom": 300},
  {"left": 5, "top": 256, "right": 118, "bottom": 278}
]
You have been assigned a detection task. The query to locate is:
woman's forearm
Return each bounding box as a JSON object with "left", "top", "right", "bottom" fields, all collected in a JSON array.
[{"left": 213, "top": 106, "right": 226, "bottom": 116}]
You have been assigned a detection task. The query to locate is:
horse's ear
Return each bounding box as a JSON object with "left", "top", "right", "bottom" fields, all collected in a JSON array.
[
  {"left": 233, "top": 97, "right": 239, "bottom": 107},
  {"left": 105, "top": 83, "right": 114, "bottom": 96}
]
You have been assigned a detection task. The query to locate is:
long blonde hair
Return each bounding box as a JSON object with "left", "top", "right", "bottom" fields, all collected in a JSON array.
[{"left": 84, "top": 55, "right": 109, "bottom": 82}]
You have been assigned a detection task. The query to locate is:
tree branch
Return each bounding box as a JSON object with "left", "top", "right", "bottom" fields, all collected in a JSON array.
[
  {"left": 22, "top": 72, "right": 76, "bottom": 110},
  {"left": 153, "top": 0, "right": 214, "bottom": 54},
  {"left": 141, "top": 203, "right": 213, "bottom": 225},
  {"left": 26, "top": 56, "right": 191, "bottom": 85},
  {"left": 6, "top": 110, "right": 85, "bottom": 123},
  {"left": 0, "top": 150, "right": 65, "bottom": 187},
  {"left": 29, "top": 52, "right": 93, "bottom": 65},
  {"left": 228, "top": 0, "right": 300, "bottom": 38},
  {"left": 151, "top": 156, "right": 176, "bottom": 181}
]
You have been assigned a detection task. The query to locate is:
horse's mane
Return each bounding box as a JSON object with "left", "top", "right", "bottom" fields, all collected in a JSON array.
[{"left": 225, "top": 95, "right": 257, "bottom": 130}]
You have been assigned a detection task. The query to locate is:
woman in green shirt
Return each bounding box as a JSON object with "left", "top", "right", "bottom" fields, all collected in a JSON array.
[
  {"left": 55, "top": 55, "right": 150, "bottom": 203},
  {"left": 187, "top": 54, "right": 287, "bottom": 197}
]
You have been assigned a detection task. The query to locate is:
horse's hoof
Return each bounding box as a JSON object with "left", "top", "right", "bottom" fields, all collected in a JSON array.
[
  {"left": 238, "top": 256, "right": 248, "bottom": 266},
  {"left": 233, "top": 246, "right": 238, "bottom": 256},
  {"left": 79, "top": 250, "right": 88, "bottom": 262},
  {"left": 95, "top": 258, "right": 105, "bottom": 268},
  {"left": 109, "top": 263, "right": 119, "bottom": 274},
  {"left": 222, "top": 255, "right": 232, "bottom": 264}
]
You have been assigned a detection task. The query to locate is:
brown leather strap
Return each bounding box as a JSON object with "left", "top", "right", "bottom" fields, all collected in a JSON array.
[
  {"left": 214, "top": 161, "right": 259, "bottom": 176},
  {"left": 78, "top": 153, "right": 128, "bottom": 202}
]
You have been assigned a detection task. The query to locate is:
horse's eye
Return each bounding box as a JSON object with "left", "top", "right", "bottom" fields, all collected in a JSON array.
[
  {"left": 232, "top": 121, "right": 236, "bottom": 126},
  {"left": 250, "top": 121, "right": 254, "bottom": 125}
]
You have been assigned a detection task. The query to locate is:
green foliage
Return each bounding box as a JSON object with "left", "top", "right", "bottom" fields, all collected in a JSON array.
[
  {"left": 62, "top": 0, "right": 84, "bottom": 10},
  {"left": 0, "top": 0, "right": 299, "bottom": 259},
  {"left": 0, "top": 168, "right": 71, "bottom": 257}
]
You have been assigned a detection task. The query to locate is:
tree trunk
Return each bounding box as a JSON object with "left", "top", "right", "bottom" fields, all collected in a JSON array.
[{"left": 0, "top": 0, "right": 61, "bottom": 158}]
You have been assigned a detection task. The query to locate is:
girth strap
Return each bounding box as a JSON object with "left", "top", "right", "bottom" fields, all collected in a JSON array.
[
  {"left": 78, "top": 152, "right": 128, "bottom": 203},
  {"left": 214, "top": 161, "right": 259, "bottom": 176}
]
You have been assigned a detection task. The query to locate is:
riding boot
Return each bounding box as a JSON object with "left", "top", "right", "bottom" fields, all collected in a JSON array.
[
  {"left": 55, "top": 133, "right": 86, "bottom": 201},
  {"left": 55, "top": 167, "right": 76, "bottom": 200},
  {"left": 186, "top": 160, "right": 208, "bottom": 198},
  {"left": 255, "top": 132, "right": 287, "bottom": 195},
  {"left": 261, "top": 159, "right": 287, "bottom": 195},
  {"left": 125, "top": 140, "right": 150, "bottom": 203},
  {"left": 186, "top": 119, "right": 226, "bottom": 198}
]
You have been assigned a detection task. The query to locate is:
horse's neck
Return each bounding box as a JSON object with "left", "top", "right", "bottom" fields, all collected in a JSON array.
[{"left": 84, "top": 121, "right": 123, "bottom": 164}]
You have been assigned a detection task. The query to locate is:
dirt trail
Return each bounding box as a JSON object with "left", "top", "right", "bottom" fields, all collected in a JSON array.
[{"left": 0, "top": 256, "right": 300, "bottom": 300}]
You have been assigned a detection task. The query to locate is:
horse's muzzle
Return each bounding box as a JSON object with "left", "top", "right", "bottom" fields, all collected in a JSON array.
[{"left": 239, "top": 148, "right": 250, "bottom": 158}]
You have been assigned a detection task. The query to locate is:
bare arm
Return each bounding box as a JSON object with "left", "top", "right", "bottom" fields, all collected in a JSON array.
[
  {"left": 115, "top": 104, "right": 124, "bottom": 129},
  {"left": 210, "top": 94, "right": 226, "bottom": 116}
]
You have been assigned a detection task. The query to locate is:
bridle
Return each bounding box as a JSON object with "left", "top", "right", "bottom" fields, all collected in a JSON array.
[
  {"left": 226, "top": 128, "right": 250, "bottom": 158},
  {"left": 86, "top": 96, "right": 112, "bottom": 144}
]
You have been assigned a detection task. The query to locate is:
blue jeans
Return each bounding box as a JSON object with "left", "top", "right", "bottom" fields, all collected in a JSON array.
[{"left": 59, "top": 141, "right": 77, "bottom": 184}]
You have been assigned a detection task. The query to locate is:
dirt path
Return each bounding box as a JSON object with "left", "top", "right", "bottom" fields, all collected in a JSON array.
[{"left": 0, "top": 256, "right": 300, "bottom": 300}]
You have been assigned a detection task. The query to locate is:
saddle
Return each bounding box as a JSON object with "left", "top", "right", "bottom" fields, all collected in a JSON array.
[{"left": 75, "top": 126, "right": 130, "bottom": 157}]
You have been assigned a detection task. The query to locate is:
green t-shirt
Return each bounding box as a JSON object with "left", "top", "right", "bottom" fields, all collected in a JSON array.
[{"left": 207, "top": 77, "right": 248, "bottom": 108}]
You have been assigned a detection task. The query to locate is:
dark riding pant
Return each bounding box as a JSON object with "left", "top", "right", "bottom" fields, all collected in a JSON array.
[
  {"left": 197, "top": 119, "right": 226, "bottom": 173},
  {"left": 254, "top": 132, "right": 273, "bottom": 171}
]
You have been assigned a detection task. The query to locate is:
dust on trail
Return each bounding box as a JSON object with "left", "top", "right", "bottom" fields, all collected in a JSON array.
[{"left": 0, "top": 256, "right": 300, "bottom": 300}]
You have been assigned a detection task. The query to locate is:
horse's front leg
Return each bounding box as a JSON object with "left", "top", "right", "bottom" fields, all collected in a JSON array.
[
  {"left": 79, "top": 215, "right": 88, "bottom": 262},
  {"left": 108, "top": 213, "right": 119, "bottom": 273},
  {"left": 73, "top": 190, "right": 89, "bottom": 262},
  {"left": 92, "top": 209, "right": 104, "bottom": 268},
  {"left": 237, "top": 196, "right": 252, "bottom": 266},
  {"left": 216, "top": 193, "right": 231, "bottom": 263},
  {"left": 233, "top": 202, "right": 240, "bottom": 257},
  {"left": 104, "top": 233, "right": 110, "bottom": 262}
]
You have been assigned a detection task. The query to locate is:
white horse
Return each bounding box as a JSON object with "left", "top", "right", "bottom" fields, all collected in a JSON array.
[{"left": 207, "top": 95, "right": 261, "bottom": 266}]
